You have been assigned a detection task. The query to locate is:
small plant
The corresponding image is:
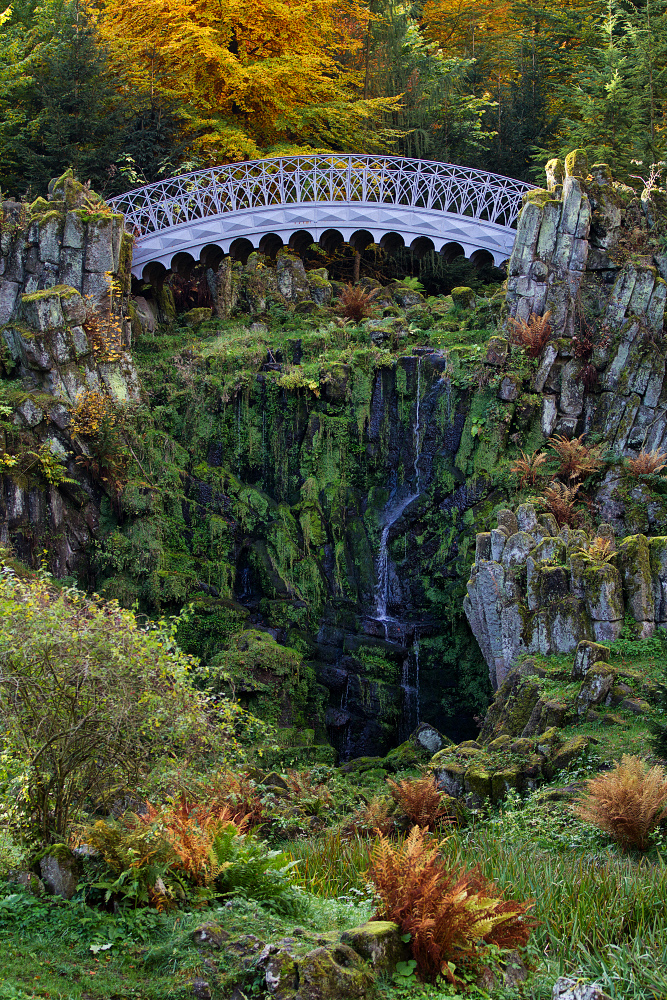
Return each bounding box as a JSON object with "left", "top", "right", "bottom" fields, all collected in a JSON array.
[
  {"left": 368, "top": 826, "right": 533, "bottom": 984},
  {"left": 510, "top": 450, "right": 547, "bottom": 487},
  {"left": 82, "top": 299, "right": 123, "bottom": 363},
  {"left": 387, "top": 776, "right": 455, "bottom": 831},
  {"left": 626, "top": 448, "right": 667, "bottom": 477},
  {"left": 572, "top": 536, "right": 616, "bottom": 565},
  {"left": 400, "top": 276, "right": 426, "bottom": 293},
  {"left": 337, "top": 284, "right": 380, "bottom": 322},
  {"left": 573, "top": 755, "right": 667, "bottom": 851},
  {"left": 507, "top": 310, "right": 552, "bottom": 357},
  {"left": 531, "top": 481, "right": 581, "bottom": 526},
  {"left": 344, "top": 797, "right": 395, "bottom": 837},
  {"left": 208, "top": 824, "right": 302, "bottom": 914},
  {"left": 548, "top": 433, "right": 603, "bottom": 481}
]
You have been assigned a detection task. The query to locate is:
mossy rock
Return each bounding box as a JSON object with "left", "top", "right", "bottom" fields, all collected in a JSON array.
[
  {"left": 544, "top": 735, "right": 590, "bottom": 778},
  {"left": 182, "top": 307, "right": 213, "bottom": 326},
  {"left": 340, "top": 921, "right": 407, "bottom": 974},
  {"left": 451, "top": 286, "right": 476, "bottom": 310},
  {"left": 339, "top": 756, "right": 387, "bottom": 775},
  {"left": 464, "top": 765, "right": 493, "bottom": 803},
  {"left": 296, "top": 943, "right": 375, "bottom": 1000}
]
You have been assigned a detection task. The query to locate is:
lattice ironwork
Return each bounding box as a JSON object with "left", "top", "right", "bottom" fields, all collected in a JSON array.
[{"left": 109, "top": 154, "right": 533, "bottom": 238}]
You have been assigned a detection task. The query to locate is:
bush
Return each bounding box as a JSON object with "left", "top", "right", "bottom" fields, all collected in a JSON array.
[
  {"left": 337, "top": 284, "right": 379, "bottom": 322},
  {"left": 574, "top": 755, "right": 667, "bottom": 851},
  {"left": 79, "top": 802, "right": 302, "bottom": 912},
  {"left": 368, "top": 826, "right": 533, "bottom": 985},
  {"left": 0, "top": 565, "right": 226, "bottom": 843}
]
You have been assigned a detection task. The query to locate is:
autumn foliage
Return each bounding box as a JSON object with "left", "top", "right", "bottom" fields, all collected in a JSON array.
[
  {"left": 574, "top": 755, "right": 667, "bottom": 852},
  {"left": 507, "top": 310, "right": 552, "bottom": 358},
  {"left": 547, "top": 433, "right": 603, "bottom": 481},
  {"left": 388, "top": 775, "right": 456, "bottom": 831},
  {"left": 533, "top": 481, "right": 581, "bottom": 527},
  {"left": 337, "top": 283, "right": 380, "bottom": 321},
  {"left": 368, "top": 826, "right": 533, "bottom": 984},
  {"left": 626, "top": 448, "right": 667, "bottom": 477}
]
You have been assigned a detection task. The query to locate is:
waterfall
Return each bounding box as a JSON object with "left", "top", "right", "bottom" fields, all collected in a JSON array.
[
  {"left": 414, "top": 356, "right": 422, "bottom": 492},
  {"left": 373, "top": 358, "right": 424, "bottom": 623},
  {"left": 414, "top": 639, "right": 420, "bottom": 725}
]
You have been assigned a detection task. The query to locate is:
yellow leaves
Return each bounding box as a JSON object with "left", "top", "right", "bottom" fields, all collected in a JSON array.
[
  {"left": 95, "top": 0, "right": 395, "bottom": 157},
  {"left": 70, "top": 391, "right": 114, "bottom": 439}
]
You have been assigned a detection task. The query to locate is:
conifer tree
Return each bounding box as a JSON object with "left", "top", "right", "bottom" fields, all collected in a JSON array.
[{"left": 0, "top": 0, "right": 125, "bottom": 193}]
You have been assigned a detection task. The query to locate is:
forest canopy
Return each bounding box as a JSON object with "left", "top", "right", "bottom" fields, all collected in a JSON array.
[{"left": 0, "top": 0, "right": 665, "bottom": 196}]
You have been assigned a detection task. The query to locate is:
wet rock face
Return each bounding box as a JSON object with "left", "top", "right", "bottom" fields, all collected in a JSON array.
[{"left": 465, "top": 504, "right": 667, "bottom": 687}]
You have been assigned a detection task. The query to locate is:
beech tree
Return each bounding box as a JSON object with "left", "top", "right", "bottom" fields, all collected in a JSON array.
[{"left": 96, "top": 0, "right": 401, "bottom": 162}]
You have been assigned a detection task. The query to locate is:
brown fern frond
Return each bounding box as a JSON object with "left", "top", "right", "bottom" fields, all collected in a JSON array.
[
  {"left": 510, "top": 450, "right": 548, "bottom": 487},
  {"left": 388, "top": 776, "right": 456, "bottom": 831},
  {"left": 530, "top": 481, "right": 581, "bottom": 527},
  {"left": 507, "top": 311, "right": 552, "bottom": 357},
  {"left": 573, "top": 755, "right": 667, "bottom": 851},
  {"left": 573, "top": 536, "right": 616, "bottom": 565},
  {"left": 548, "top": 433, "right": 603, "bottom": 481},
  {"left": 337, "top": 284, "right": 380, "bottom": 322},
  {"left": 367, "top": 827, "right": 534, "bottom": 984},
  {"left": 626, "top": 449, "right": 667, "bottom": 477},
  {"left": 344, "top": 797, "right": 395, "bottom": 837}
]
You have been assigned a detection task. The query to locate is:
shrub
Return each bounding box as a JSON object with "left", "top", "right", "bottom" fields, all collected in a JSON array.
[
  {"left": 510, "top": 450, "right": 547, "bottom": 487},
  {"left": 368, "top": 826, "right": 533, "bottom": 984},
  {"left": 79, "top": 804, "right": 300, "bottom": 911},
  {"left": 573, "top": 755, "right": 667, "bottom": 851},
  {"left": 507, "top": 310, "right": 552, "bottom": 357},
  {"left": 337, "top": 284, "right": 379, "bottom": 322},
  {"left": 209, "top": 824, "right": 302, "bottom": 914},
  {"left": 572, "top": 536, "right": 616, "bottom": 565},
  {"left": 387, "top": 776, "right": 455, "bottom": 831},
  {"left": 548, "top": 433, "right": 603, "bottom": 481},
  {"left": 626, "top": 448, "right": 667, "bottom": 477},
  {"left": 0, "top": 568, "right": 218, "bottom": 843}
]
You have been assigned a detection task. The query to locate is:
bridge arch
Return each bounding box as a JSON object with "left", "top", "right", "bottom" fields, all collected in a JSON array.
[{"left": 109, "top": 154, "right": 534, "bottom": 279}]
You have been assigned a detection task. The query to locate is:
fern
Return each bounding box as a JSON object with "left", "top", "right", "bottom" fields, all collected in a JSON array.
[
  {"left": 626, "top": 449, "right": 667, "bottom": 477},
  {"left": 209, "top": 824, "right": 303, "bottom": 915},
  {"left": 548, "top": 433, "right": 603, "bottom": 481},
  {"left": 574, "top": 755, "right": 667, "bottom": 851},
  {"left": 388, "top": 776, "right": 455, "bottom": 831},
  {"left": 368, "top": 827, "right": 533, "bottom": 984},
  {"left": 507, "top": 310, "right": 552, "bottom": 357}
]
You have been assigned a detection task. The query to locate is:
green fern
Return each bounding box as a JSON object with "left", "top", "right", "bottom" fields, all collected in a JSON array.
[{"left": 209, "top": 823, "right": 303, "bottom": 914}]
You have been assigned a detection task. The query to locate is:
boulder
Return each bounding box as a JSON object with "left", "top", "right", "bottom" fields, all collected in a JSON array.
[
  {"left": 451, "top": 286, "right": 475, "bottom": 309},
  {"left": 552, "top": 978, "right": 611, "bottom": 1000},
  {"left": 571, "top": 640, "right": 610, "bottom": 680},
  {"left": 296, "top": 944, "right": 374, "bottom": 1000},
  {"left": 39, "top": 849, "right": 78, "bottom": 899},
  {"left": 575, "top": 665, "right": 616, "bottom": 715},
  {"left": 340, "top": 921, "right": 407, "bottom": 973}
]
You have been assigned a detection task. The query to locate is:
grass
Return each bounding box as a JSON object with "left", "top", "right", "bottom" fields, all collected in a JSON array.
[
  {"left": 284, "top": 830, "right": 373, "bottom": 898},
  {"left": 0, "top": 889, "right": 373, "bottom": 1000}
]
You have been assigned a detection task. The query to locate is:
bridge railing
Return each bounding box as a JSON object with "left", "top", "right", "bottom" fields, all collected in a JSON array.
[{"left": 108, "top": 155, "right": 534, "bottom": 238}]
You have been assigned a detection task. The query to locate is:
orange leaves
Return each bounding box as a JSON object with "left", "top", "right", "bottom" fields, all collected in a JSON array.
[
  {"left": 96, "top": 0, "right": 394, "bottom": 157},
  {"left": 367, "top": 826, "right": 533, "bottom": 984},
  {"left": 387, "top": 775, "right": 457, "bottom": 831},
  {"left": 574, "top": 755, "right": 667, "bottom": 852}
]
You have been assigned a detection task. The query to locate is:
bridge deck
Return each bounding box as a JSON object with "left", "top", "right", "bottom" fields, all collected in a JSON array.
[{"left": 109, "top": 155, "right": 534, "bottom": 278}]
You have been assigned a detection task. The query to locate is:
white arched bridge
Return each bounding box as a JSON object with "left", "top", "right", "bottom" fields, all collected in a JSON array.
[{"left": 109, "top": 155, "right": 534, "bottom": 281}]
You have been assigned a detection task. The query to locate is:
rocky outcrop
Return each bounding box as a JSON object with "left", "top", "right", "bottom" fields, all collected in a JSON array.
[
  {"left": 0, "top": 173, "right": 138, "bottom": 578},
  {"left": 464, "top": 504, "right": 667, "bottom": 687},
  {"left": 504, "top": 150, "right": 667, "bottom": 460},
  {"left": 255, "top": 921, "right": 406, "bottom": 999}
]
